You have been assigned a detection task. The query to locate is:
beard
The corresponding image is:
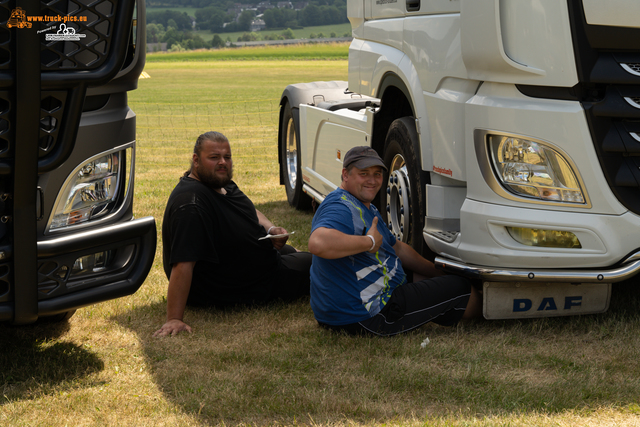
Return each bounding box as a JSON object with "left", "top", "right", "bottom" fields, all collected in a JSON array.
[{"left": 196, "top": 162, "right": 233, "bottom": 189}]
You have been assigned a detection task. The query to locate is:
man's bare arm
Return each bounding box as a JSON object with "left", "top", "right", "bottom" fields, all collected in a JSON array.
[
  {"left": 153, "top": 261, "right": 196, "bottom": 337},
  {"left": 256, "top": 208, "right": 288, "bottom": 249},
  {"left": 393, "top": 240, "right": 444, "bottom": 278},
  {"left": 309, "top": 217, "right": 383, "bottom": 259}
]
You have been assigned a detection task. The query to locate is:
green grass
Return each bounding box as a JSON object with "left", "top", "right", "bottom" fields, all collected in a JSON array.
[
  {"left": 3, "top": 47, "right": 640, "bottom": 426},
  {"left": 146, "top": 41, "right": 349, "bottom": 62}
]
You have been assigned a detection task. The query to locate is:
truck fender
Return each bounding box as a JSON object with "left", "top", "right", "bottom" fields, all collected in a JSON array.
[
  {"left": 373, "top": 56, "right": 433, "bottom": 173},
  {"left": 280, "top": 81, "right": 350, "bottom": 110},
  {"left": 278, "top": 81, "right": 350, "bottom": 185}
]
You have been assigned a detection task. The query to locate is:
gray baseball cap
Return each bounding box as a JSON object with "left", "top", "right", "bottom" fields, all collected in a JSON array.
[{"left": 343, "top": 146, "right": 387, "bottom": 171}]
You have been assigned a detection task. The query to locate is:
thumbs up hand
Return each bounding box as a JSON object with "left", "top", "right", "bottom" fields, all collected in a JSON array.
[{"left": 366, "top": 216, "right": 383, "bottom": 253}]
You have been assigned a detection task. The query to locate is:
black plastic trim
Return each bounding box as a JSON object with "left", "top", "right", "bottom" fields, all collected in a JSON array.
[
  {"left": 12, "top": 0, "right": 41, "bottom": 325},
  {"left": 0, "top": 216, "right": 156, "bottom": 321},
  {"left": 516, "top": 84, "right": 581, "bottom": 101}
]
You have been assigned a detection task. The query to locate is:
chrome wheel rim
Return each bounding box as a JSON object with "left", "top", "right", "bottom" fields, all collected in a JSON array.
[
  {"left": 386, "top": 154, "right": 411, "bottom": 242},
  {"left": 285, "top": 118, "right": 297, "bottom": 190}
]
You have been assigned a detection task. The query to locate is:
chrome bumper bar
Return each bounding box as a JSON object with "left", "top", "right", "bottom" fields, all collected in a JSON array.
[{"left": 435, "top": 251, "right": 640, "bottom": 284}]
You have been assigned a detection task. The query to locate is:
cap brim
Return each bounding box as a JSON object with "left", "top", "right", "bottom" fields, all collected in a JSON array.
[{"left": 350, "top": 158, "right": 388, "bottom": 171}]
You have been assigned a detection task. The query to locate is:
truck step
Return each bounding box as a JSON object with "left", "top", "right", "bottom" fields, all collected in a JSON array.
[{"left": 427, "top": 230, "right": 460, "bottom": 243}]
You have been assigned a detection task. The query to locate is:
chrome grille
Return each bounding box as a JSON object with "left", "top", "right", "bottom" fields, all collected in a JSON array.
[
  {"left": 622, "top": 63, "right": 640, "bottom": 77},
  {"left": 625, "top": 97, "right": 640, "bottom": 109}
]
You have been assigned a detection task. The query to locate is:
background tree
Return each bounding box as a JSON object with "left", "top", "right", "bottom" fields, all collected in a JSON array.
[
  {"left": 147, "top": 10, "right": 192, "bottom": 31},
  {"left": 281, "top": 28, "right": 295, "bottom": 39},
  {"left": 301, "top": 4, "right": 321, "bottom": 26},
  {"left": 238, "top": 32, "right": 260, "bottom": 42},
  {"left": 195, "top": 6, "right": 229, "bottom": 32},
  {"left": 237, "top": 10, "right": 255, "bottom": 32},
  {"left": 147, "top": 23, "right": 165, "bottom": 43},
  {"left": 211, "top": 34, "right": 224, "bottom": 48}
]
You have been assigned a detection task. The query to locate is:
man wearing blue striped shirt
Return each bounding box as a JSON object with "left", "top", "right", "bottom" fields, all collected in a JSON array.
[{"left": 308, "top": 146, "right": 481, "bottom": 336}]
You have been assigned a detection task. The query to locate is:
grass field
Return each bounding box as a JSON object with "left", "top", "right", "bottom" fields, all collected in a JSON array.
[
  {"left": 146, "top": 42, "right": 349, "bottom": 62},
  {"left": 3, "top": 46, "right": 640, "bottom": 426}
]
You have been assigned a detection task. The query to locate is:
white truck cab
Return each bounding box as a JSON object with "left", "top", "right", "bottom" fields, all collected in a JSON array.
[{"left": 278, "top": 0, "right": 640, "bottom": 319}]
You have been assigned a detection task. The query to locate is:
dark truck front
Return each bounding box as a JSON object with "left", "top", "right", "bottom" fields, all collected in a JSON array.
[{"left": 0, "top": 0, "right": 156, "bottom": 325}]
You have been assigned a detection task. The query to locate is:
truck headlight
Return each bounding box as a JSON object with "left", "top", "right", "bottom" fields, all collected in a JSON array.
[
  {"left": 489, "top": 135, "right": 585, "bottom": 204},
  {"left": 48, "top": 147, "right": 131, "bottom": 231}
]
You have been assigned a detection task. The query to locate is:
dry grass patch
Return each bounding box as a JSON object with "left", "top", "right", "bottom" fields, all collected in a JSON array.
[{"left": 98, "top": 283, "right": 640, "bottom": 425}]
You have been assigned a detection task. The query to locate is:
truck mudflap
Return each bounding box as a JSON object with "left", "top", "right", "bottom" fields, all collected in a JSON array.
[
  {"left": 483, "top": 282, "right": 611, "bottom": 319},
  {"left": 0, "top": 216, "right": 156, "bottom": 321}
]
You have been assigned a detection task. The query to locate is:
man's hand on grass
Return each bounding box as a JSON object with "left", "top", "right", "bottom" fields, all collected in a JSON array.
[{"left": 153, "top": 319, "right": 192, "bottom": 337}]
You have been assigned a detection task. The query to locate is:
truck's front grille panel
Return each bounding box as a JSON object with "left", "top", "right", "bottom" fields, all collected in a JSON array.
[
  {"left": 0, "top": 3, "right": 13, "bottom": 70},
  {"left": 37, "top": 260, "right": 65, "bottom": 295},
  {"left": 567, "top": 0, "right": 640, "bottom": 214},
  {"left": 39, "top": 91, "right": 66, "bottom": 156},
  {"left": 40, "top": 0, "right": 116, "bottom": 70},
  {"left": 0, "top": 0, "right": 130, "bottom": 72},
  {"left": 0, "top": 91, "right": 12, "bottom": 158},
  {"left": 583, "top": 79, "right": 640, "bottom": 213},
  {"left": 0, "top": 263, "right": 11, "bottom": 301}
]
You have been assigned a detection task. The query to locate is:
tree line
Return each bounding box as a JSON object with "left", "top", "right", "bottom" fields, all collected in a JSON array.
[
  {"left": 147, "top": 23, "right": 348, "bottom": 52},
  {"left": 146, "top": 0, "right": 347, "bottom": 33},
  {"left": 146, "top": 0, "right": 348, "bottom": 50}
]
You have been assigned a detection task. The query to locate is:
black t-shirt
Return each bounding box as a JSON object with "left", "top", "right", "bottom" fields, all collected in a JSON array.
[{"left": 162, "top": 177, "right": 280, "bottom": 305}]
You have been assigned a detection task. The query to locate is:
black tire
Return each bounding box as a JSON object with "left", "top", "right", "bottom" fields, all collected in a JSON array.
[
  {"left": 280, "top": 101, "right": 312, "bottom": 210},
  {"left": 380, "top": 117, "right": 433, "bottom": 258}
]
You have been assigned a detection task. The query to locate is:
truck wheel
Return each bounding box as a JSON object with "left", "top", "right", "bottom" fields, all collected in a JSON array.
[
  {"left": 380, "top": 117, "right": 430, "bottom": 257},
  {"left": 280, "top": 101, "right": 311, "bottom": 210}
]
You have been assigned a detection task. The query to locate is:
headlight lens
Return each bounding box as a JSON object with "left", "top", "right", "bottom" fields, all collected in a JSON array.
[
  {"left": 489, "top": 135, "right": 585, "bottom": 203},
  {"left": 49, "top": 150, "right": 127, "bottom": 231}
]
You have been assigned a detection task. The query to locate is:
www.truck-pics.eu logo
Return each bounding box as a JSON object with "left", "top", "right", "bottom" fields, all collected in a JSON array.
[{"left": 6, "top": 7, "right": 88, "bottom": 41}]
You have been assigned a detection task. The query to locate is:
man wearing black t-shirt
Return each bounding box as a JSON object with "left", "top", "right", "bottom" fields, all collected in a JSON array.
[{"left": 154, "top": 131, "right": 311, "bottom": 337}]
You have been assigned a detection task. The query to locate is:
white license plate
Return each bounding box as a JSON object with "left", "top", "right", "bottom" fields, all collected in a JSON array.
[{"left": 483, "top": 281, "right": 611, "bottom": 320}]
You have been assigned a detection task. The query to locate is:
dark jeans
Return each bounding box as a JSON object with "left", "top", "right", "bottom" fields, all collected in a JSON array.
[
  {"left": 186, "top": 245, "right": 311, "bottom": 308},
  {"left": 270, "top": 244, "right": 312, "bottom": 301},
  {"left": 319, "top": 275, "right": 472, "bottom": 337}
]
